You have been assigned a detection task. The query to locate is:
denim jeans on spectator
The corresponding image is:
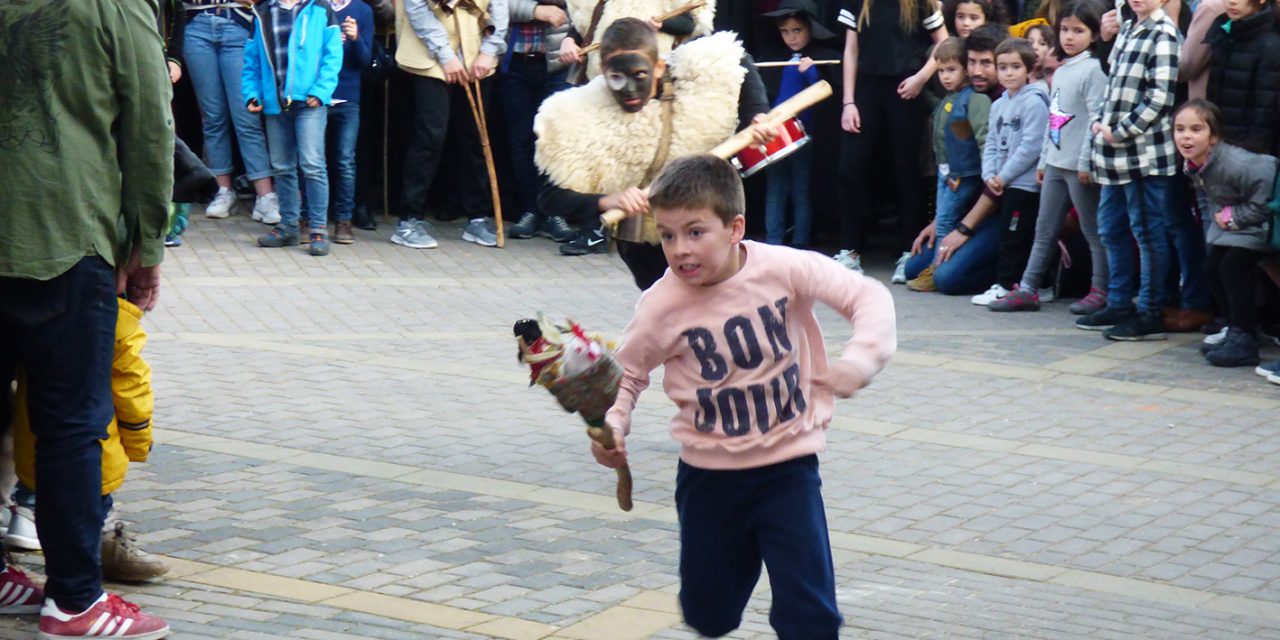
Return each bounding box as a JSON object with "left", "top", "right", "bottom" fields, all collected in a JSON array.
[
  {"left": 0, "top": 257, "right": 117, "bottom": 611},
  {"left": 327, "top": 102, "right": 359, "bottom": 222},
  {"left": 1098, "top": 176, "right": 1172, "bottom": 314},
  {"left": 932, "top": 215, "right": 1001, "bottom": 295},
  {"left": 1164, "top": 173, "right": 1211, "bottom": 310},
  {"left": 501, "top": 55, "right": 571, "bottom": 216},
  {"left": 183, "top": 13, "right": 272, "bottom": 180},
  {"left": 266, "top": 105, "right": 329, "bottom": 233},
  {"left": 904, "top": 174, "right": 983, "bottom": 281},
  {"left": 764, "top": 144, "right": 814, "bottom": 247}
]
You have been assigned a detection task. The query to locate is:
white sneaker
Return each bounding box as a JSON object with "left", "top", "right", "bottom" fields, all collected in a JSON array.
[
  {"left": 970, "top": 284, "right": 1009, "bottom": 305},
  {"left": 251, "top": 192, "right": 280, "bottom": 224},
  {"left": 6, "top": 506, "right": 40, "bottom": 551},
  {"left": 204, "top": 187, "right": 236, "bottom": 219},
  {"left": 891, "top": 251, "right": 910, "bottom": 284},
  {"left": 833, "top": 249, "right": 862, "bottom": 272},
  {"left": 1038, "top": 287, "right": 1056, "bottom": 303},
  {"left": 1204, "top": 326, "right": 1229, "bottom": 346}
]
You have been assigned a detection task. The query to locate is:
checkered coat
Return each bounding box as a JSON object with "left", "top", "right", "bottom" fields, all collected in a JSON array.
[{"left": 1090, "top": 10, "right": 1181, "bottom": 184}]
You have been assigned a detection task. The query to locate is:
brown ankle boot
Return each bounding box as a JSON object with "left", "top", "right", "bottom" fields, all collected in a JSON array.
[
  {"left": 300, "top": 220, "right": 310, "bottom": 244},
  {"left": 101, "top": 522, "right": 170, "bottom": 582},
  {"left": 334, "top": 220, "right": 355, "bottom": 244}
]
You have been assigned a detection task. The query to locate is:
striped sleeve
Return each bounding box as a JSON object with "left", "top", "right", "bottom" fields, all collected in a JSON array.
[
  {"left": 921, "top": 1, "right": 944, "bottom": 32},
  {"left": 838, "top": 0, "right": 859, "bottom": 31}
]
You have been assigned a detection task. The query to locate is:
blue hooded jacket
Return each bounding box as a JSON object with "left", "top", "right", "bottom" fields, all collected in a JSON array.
[{"left": 242, "top": 0, "right": 343, "bottom": 115}]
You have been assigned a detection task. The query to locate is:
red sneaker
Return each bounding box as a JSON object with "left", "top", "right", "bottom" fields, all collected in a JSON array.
[
  {"left": 39, "top": 593, "right": 169, "bottom": 639},
  {"left": 0, "top": 567, "right": 44, "bottom": 614}
]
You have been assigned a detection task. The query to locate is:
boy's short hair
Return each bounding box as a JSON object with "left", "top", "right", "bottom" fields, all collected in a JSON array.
[
  {"left": 965, "top": 23, "right": 1009, "bottom": 55},
  {"left": 648, "top": 155, "right": 745, "bottom": 225},
  {"left": 933, "top": 36, "right": 968, "bottom": 64},
  {"left": 994, "top": 37, "right": 1036, "bottom": 69},
  {"left": 601, "top": 17, "right": 660, "bottom": 62}
]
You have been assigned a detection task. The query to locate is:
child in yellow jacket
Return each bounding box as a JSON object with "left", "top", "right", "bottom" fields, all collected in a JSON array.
[{"left": 9, "top": 298, "right": 169, "bottom": 582}]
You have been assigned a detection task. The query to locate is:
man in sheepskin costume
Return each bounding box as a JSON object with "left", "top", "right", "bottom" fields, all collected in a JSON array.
[
  {"left": 534, "top": 18, "right": 773, "bottom": 288},
  {"left": 558, "top": 0, "right": 716, "bottom": 82}
]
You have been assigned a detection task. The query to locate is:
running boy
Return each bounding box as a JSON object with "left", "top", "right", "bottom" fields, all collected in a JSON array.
[{"left": 594, "top": 155, "right": 897, "bottom": 639}]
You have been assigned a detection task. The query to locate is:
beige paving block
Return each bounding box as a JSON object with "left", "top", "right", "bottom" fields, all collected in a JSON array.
[
  {"left": 1158, "top": 388, "right": 1280, "bottom": 411},
  {"left": 523, "top": 486, "right": 637, "bottom": 514},
  {"left": 892, "top": 351, "right": 952, "bottom": 367},
  {"left": 944, "top": 358, "right": 1055, "bottom": 381},
  {"left": 175, "top": 434, "right": 296, "bottom": 462},
  {"left": 1044, "top": 355, "right": 1122, "bottom": 375},
  {"left": 618, "top": 591, "right": 680, "bottom": 614},
  {"left": 828, "top": 531, "right": 924, "bottom": 558},
  {"left": 908, "top": 548, "right": 1066, "bottom": 582},
  {"left": 161, "top": 556, "right": 217, "bottom": 580},
  {"left": 893, "top": 428, "right": 1023, "bottom": 453},
  {"left": 186, "top": 567, "right": 352, "bottom": 603},
  {"left": 1202, "top": 594, "right": 1280, "bottom": 623},
  {"left": 288, "top": 451, "right": 416, "bottom": 479},
  {"left": 466, "top": 617, "right": 560, "bottom": 640},
  {"left": 1086, "top": 340, "right": 1180, "bottom": 360},
  {"left": 397, "top": 468, "right": 538, "bottom": 499},
  {"left": 1048, "top": 570, "right": 1215, "bottom": 607},
  {"left": 1053, "top": 373, "right": 1170, "bottom": 397},
  {"left": 320, "top": 591, "right": 494, "bottom": 629},
  {"left": 1138, "top": 459, "right": 1275, "bottom": 487},
  {"left": 556, "top": 606, "right": 683, "bottom": 640},
  {"left": 1015, "top": 443, "right": 1146, "bottom": 469},
  {"left": 828, "top": 416, "right": 907, "bottom": 436}
]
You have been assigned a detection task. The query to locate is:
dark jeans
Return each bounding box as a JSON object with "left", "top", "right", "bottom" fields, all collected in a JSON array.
[
  {"left": 1205, "top": 244, "right": 1267, "bottom": 332},
  {"left": 764, "top": 143, "right": 814, "bottom": 247},
  {"left": 1098, "top": 176, "right": 1172, "bottom": 314},
  {"left": 327, "top": 101, "right": 360, "bottom": 223},
  {"left": 501, "top": 55, "right": 570, "bottom": 215},
  {"left": 617, "top": 240, "right": 668, "bottom": 291},
  {"left": 400, "top": 75, "right": 493, "bottom": 221},
  {"left": 0, "top": 257, "right": 115, "bottom": 610},
  {"left": 996, "top": 188, "right": 1041, "bottom": 289},
  {"left": 676, "top": 455, "right": 841, "bottom": 640},
  {"left": 837, "top": 75, "right": 929, "bottom": 252},
  {"left": 1165, "top": 173, "right": 1211, "bottom": 310},
  {"left": 932, "top": 215, "right": 1001, "bottom": 295}
]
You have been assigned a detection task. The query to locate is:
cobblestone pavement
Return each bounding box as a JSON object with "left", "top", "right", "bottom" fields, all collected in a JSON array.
[{"left": 2, "top": 211, "right": 1279, "bottom": 639}]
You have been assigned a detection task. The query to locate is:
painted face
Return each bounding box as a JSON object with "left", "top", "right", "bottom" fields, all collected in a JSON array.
[
  {"left": 937, "top": 59, "right": 967, "bottom": 92},
  {"left": 996, "top": 52, "right": 1029, "bottom": 92},
  {"left": 967, "top": 50, "right": 997, "bottom": 92},
  {"left": 1174, "top": 109, "right": 1218, "bottom": 166},
  {"left": 777, "top": 16, "right": 812, "bottom": 52},
  {"left": 1058, "top": 15, "right": 1094, "bottom": 58},
  {"left": 1224, "top": 0, "right": 1261, "bottom": 20},
  {"left": 656, "top": 207, "right": 745, "bottom": 287},
  {"left": 954, "top": 2, "right": 987, "bottom": 38},
  {"left": 603, "top": 51, "right": 658, "bottom": 113}
]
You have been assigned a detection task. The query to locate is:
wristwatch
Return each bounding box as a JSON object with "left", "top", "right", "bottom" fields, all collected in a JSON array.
[{"left": 955, "top": 222, "right": 974, "bottom": 237}]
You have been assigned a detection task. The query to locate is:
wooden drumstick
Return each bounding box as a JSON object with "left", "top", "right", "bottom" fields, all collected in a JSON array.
[
  {"left": 578, "top": 0, "right": 707, "bottom": 56},
  {"left": 753, "top": 59, "right": 841, "bottom": 68},
  {"left": 599, "top": 80, "right": 832, "bottom": 227}
]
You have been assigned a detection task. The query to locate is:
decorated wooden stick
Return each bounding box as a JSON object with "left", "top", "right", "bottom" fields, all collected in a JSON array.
[
  {"left": 586, "top": 425, "right": 633, "bottom": 512},
  {"left": 753, "top": 59, "right": 841, "bottom": 68},
  {"left": 578, "top": 0, "right": 707, "bottom": 56}
]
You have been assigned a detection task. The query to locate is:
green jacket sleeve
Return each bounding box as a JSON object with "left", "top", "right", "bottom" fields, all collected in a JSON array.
[
  {"left": 111, "top": 0, "right": 175, "bottom": 269},
  {"left": 970, "top": 93, "right": 991, "bottom": 154}
]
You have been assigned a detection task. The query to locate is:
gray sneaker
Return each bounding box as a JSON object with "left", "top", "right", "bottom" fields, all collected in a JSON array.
[
  {"left": 462, "top": 218, "right": 498, "bottom": 247},
  {"left": 390, "top": 219, "right": 438, "bottom": 249},
  {"left": 509, "top": 212, "right": 539, "bottom": 239}
]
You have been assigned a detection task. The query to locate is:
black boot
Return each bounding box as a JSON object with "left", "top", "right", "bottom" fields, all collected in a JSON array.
[{"left": 1205, "top": 328, "right": 1260, "bottom": 367}]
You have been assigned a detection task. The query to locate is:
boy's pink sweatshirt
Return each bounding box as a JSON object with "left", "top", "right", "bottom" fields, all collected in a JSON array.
[{"left": 605, "top": 241, "right": 897, "bottom": 470}]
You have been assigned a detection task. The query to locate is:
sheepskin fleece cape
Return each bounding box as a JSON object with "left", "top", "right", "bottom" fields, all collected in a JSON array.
[
  {"left": 534, "top": 31, "right": 746, "bottom": 243},
  {"left": 566, "top": 0, "right": 715, "bottom": 79}
]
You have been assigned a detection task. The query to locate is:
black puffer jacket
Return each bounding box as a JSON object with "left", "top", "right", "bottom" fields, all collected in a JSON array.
[{"left": 1205, "top": 6, "right": 1280, "bottom": 156}]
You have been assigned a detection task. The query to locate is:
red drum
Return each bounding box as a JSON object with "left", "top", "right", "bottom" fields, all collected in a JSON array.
[{"left": 730, "top": 117, "right": 810, "bottom": 178}]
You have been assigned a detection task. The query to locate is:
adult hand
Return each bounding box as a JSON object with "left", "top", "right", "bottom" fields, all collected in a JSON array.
[
  {"left": 472, "top": 53, "right": 497, "bottom": 80},
  {"left": 798, "top": 56, "right": 815, "bottom": 73},
  {"left": 533, "top": 4, "right": 569, "bottom": 27},
  {"left": 936, "top": 229, "right": 970, "bottom": 263},
  {"left": 247, "top": 99, "right": 263, "bottom": 113},
  {"left": 1101, "top": 9, "right": 1120, "bottom": 42},
  {"left": 306, "top": 96, "right": 321, "bottom": 108},
  {"left": 911, "top": 221, "right": 936, "bottom": 256},
  {"left": 442, "top": 57, "right": 469, "bottom": 84},
  {"left": 602, "top": 187, "right": 650, "bottom": 216},
  {"left": 841, "top": 103, "right": 861, "bottom": 133},
  {"left": 167, "top": 61, "right": 182, "bottom": 84},
  {"left": 812, "top": 360, "right": 867, "bottom": 399},
  {"left": 897, "top": 72, "right": 927, "bottom": 100},
  {"left": 558, "top": 38, "right": 583, "bottom": 65},
  {"left": 1078, "top": 171, "right": 1093, "bottom": 186},
  {"left": 341, "top": 16, "right": 358, "bottom": 42},
  {"left": 116, "top": 247, "right": 161, "bottom": 312},
  {"left": 591, "top": 430, "right": 627, "bottom": 469},
  {"left": 748, "top": 113, "right": 781, "bottom": 146}
]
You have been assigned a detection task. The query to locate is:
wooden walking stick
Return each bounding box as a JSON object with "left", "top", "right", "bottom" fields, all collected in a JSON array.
[
  {"left": 453, "top": 10, "right": 505, "bottom": 247},
  {"left": 578, "top": 0, "right": 707, "bottom": 56}
]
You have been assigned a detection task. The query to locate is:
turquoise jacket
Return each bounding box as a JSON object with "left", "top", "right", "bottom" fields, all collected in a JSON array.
[{"left": 242, "top": 0, "right": 343, "bottom": 115}]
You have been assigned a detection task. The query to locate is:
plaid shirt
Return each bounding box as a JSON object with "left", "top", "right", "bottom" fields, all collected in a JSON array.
[
  {"left": 269, "top": 0, "right": 301, "bottom": 94},
  {"left": 509, "top": 22, "right": 546, "bottom": 54},
  {"left": 1090, "top": 9, "right": 1182, "bottom": 184}
]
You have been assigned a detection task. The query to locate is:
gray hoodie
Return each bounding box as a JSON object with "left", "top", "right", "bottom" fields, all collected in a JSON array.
[
  {"left": 1187, "top": 142, "right": 1277, "bottom": 252},
  {"left": 983, "top": 81, "right": 1049, "bottom": 193}
]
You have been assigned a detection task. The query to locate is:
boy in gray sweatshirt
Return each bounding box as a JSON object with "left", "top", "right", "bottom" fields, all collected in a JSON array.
[{"left": 982, "top": 38, "right": 1049, "bottom": 296}]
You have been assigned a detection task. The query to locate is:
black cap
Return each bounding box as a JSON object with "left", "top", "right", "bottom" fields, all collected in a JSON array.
[{"left": 761, "top": 0, "right": 836, "bottom": 41}]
